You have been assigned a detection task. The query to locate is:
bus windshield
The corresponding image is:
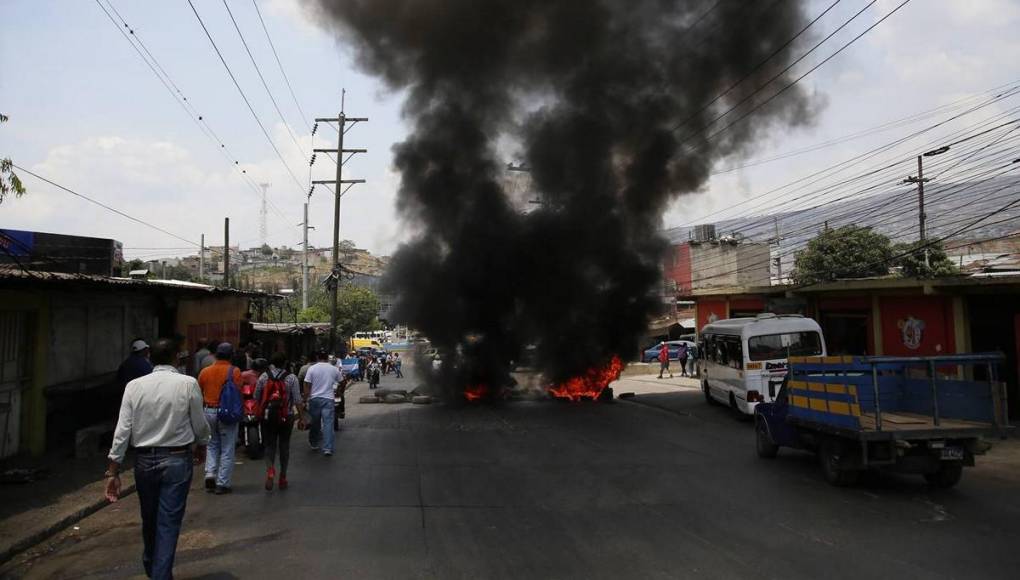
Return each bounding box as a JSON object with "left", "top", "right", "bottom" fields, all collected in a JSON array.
[{"left": 747, "top": 332, "right": 822, "bottom": 361}]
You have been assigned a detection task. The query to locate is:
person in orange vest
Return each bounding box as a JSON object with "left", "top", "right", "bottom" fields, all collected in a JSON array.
[{"left": 657, "top": 342, "right": 673, "bottom": 379}]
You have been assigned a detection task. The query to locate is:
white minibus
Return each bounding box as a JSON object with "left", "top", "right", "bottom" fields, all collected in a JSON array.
[{"left": 699, "top": 314, "right": 826, "bottom": 415}]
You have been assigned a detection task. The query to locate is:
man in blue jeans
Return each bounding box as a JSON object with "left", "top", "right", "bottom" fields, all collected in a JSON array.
[
  {"left": 197, "top": 343, "right": 242, "bottom": 494},
  {"left": 106, "top": 338, "right": 210, "bottom": 580},
  {"left": 303, "top": 350, "right": 341, "bottom": 456}
]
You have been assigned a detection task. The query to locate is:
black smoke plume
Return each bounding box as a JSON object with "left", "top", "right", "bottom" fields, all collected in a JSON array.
[{"left": 306, "top": 0, "right": 818, "bottom": 397}]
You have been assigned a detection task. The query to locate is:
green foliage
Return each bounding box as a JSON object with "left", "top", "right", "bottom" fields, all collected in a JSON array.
[
  {"left": 1, "top": 113, "right": 26, "bottom": 205},
  {"left": 260, "top": 243, "right": 273, "bottom": 256},
  {"left": 792, "top": 225, "right": 893, "bottom": 285},
  {"left": 278, "top": 284, "right": 382, "bottom": 335},
  {"left": 297, "top": 306, "right": 329, "bottom": 322},
  {"left": 892, "top": 240, "right": 959, "bottom": 278},
  {"left": 127, "top": 259, "right": 146, "bottom": 272}
]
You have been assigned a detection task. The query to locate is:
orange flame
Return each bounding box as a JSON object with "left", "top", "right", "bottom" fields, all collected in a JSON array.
[
  {"left": 464, "top": 384, "right": 488, "bottom": 402},
  {"left": 547, "top": 356, "right": 624, "bottom": 401}
]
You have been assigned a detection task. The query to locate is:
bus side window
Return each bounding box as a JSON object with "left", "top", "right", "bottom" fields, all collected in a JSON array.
[{"left": 725, "top": 338, "right": 743, "bottom": 370}]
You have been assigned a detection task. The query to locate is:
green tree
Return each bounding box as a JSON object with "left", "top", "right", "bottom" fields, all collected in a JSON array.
[
  {"left": 297, "top": 305, "right": 329, "bottom": 322},
  {"left": 1, "top": 114, "right": 26, "bottom": 205},
  {"left": 260, "top": 243, "right": 274, "bottom": 256},
  {"left": 892, "top": 239, "right": 959, "bottom": 278},
  {"left": 333, "top": 284, "right": 382, "bottom": 337},
  {"left": 792, "top": 225, "right": 893, "bottom": 285}
]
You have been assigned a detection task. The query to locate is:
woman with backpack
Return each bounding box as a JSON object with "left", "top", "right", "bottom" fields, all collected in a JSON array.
[{"left": 255, "top": 352, "right": 305, "bottom": 491}]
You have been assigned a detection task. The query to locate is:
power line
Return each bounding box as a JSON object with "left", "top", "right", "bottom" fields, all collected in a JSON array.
[
  {"left": 186, "top": 0, "right": 308, "bottom": 197},
  {"left": 672, "top": 83, "right": 1020, "bottom": 230},
  {"left": 694, "top": 0, "right": 913, "bottom": 145},
  {"left": 672, "top": 0, "right": 844, "bottom": 136},
  {"left": 12, "top": 164, "right": 200, "bottom": 248},
  {"left": 221, "top": 0, "right": 306, "bottom": 159},
  {"left": 251, "top": 0, "right": 310, "bottom": 128},
  {"left": 95, "top": 0, "right": 294, "bottom": 223}
]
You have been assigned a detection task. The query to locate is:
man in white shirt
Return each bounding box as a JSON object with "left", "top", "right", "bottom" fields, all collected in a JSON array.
[
  {"left": 106, "top": 338, "right": 211, "bottom": 580},
  {"left": 303, "top": 350, "right": 341, "bottom": 456}
]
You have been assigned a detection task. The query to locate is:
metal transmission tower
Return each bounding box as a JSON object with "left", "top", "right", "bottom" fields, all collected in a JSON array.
[
  {"left": 314, "top": 93, "right": 367, "bottom": 354},
  {"left": 258, "top": 182, "right": 270, "bottom": 246}
]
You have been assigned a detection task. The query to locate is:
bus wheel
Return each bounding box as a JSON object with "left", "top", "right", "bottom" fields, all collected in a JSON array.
[{"left": 703, "top": 381, "right": 718, "bottom": 405}]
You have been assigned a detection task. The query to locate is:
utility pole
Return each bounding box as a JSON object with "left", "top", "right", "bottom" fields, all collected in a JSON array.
[
  {"left": 199, "top": 233, "right": 205, "bottom": 282},
  {"left": 769, "top": 216, "right": 783, "bottom": 284},
  {"left": 314, "top": 93, "right": 367, "bottom": 354},
  {"left": 301, "top": 202, "right": 311, "bottom": 310},
  {"left": 258, "top": 183, "right": 270, "bottom": 247},
  {"left": 224, "top": 217, "right": 230, "bottom": 288},
  {"left": 904, "top": 155, "right": 934, "bottom": 269}
]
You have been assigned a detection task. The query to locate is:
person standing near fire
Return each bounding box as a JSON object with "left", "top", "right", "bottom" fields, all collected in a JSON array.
[{"left": 657, "top": 342, "right": 672, "bottom": 379}]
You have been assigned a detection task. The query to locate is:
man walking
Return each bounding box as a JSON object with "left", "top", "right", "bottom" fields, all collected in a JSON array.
[
  {"left": 657, "top": 342, "right": 673, "bottom": 379},
  {"left": 198, "top": 342, "right": 242, "bottom": 494},
  {"left": 106, "top": 338, "right": 210, "bottom": 580},
  {"left": 117, "top": 339, "right": 153, "bottom": 389},
  {"left": 303, "top": 350, "right": 341, "bottom": 456}
]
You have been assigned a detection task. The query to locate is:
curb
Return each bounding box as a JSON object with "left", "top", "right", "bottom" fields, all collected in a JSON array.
[{"left": 0, "top": 479, "right": 137, "bottom": 566}]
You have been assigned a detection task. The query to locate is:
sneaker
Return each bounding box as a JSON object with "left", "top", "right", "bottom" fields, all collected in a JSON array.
[
  {"left": 214, "top": 485, "right": 232, "bottom": 495},
  {"left": 278, "top": 476, "right": 288, "bottom": 491},
  {"left": 323, "top": 450, "right": 333, "bottom": 457},
  {"left": 309, "top": 443, "right": 321, "bottom": 451},
  {"left": 204, "top": 477, "right": 216, "bottom": 492},
  {"left": 265, "top": 467, "right": 275, "bottom": 491}
]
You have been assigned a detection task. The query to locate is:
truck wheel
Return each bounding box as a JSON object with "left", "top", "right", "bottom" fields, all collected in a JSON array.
[
  {"left": 819, "top": 439, "right": 858, "bottom": 486},
  {"left": 924, "top": 462, "right": 963, "bottom": 489},
  {"left": 756, "top": 418, "right": 778, "bottom": 459}
]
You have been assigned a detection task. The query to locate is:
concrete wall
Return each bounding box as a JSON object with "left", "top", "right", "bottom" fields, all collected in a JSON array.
[{"left": 690, "top": 243, "right": 770, "bottom": 290}]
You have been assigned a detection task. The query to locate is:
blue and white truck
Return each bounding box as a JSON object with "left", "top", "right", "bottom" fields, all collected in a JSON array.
[{"left": 754, "top": 353, "right": 1012, "bottom": 487}]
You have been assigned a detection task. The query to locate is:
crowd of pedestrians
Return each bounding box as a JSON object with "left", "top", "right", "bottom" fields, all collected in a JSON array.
[{"left": 105, "top": 335, "right": 385, "bottom": 579}]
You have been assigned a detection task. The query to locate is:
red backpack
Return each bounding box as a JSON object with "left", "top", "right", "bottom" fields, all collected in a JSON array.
[{"left": 260, "top": 370, "right": 291, "bottom": 424}]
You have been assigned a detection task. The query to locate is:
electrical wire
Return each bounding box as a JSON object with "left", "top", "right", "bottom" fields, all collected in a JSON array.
[
  {"left": 96, "top": 0, "right": 294, "bottom": 223},
  {"left": 221, "top": 0, "right": 306, "bottom": 160},
  {"left": 11, "top": 164, "right": 200, "bottom": 248},
  {"left": 187, "top": 0, "right": 308, "bottom": 198}
]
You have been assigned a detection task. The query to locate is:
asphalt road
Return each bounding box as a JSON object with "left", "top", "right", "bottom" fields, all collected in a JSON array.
[{"left": 4, "top": 365, "right": 1020, "bottom": 579}]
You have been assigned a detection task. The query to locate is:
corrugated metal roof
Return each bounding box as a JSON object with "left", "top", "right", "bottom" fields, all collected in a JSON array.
[{"left": 0, "top": 268, "right": 277, "bottom": 298}]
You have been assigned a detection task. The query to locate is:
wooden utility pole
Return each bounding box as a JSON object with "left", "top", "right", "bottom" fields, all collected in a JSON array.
[
  {"left": 302, "top": 202, "right": 311, "bottom": 310},
  {"left": 223, "top": 217, "right": 230, "bottom": 288},
  {"left": 904, "top": 155, "right": 933, "bottom": 268},
  {"left": 199, "top": 233, "right": 205, "bottom": 282},
  {"left": 314, "top": 94, "right": 367, "bottom": 354}
]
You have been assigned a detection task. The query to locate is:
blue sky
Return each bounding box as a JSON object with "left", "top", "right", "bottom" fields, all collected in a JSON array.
[{"left": 2, "top": 1, "right": 1019, "bottom": 261}]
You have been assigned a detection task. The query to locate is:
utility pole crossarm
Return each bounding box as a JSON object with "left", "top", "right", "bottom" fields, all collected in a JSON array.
[
  {"left": 313, "top": 148, "right": 367, "bottom": 154},
  {"left": 312, "top": 179, "right": 367, "bottom": 185},
  {"left": 314, "top": 117, "right": 369, "bottom": 123}
]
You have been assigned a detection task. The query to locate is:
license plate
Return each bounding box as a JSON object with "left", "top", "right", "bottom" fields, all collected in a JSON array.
[{"left": 940, "top": 447, "right": 964, "bottom": 460}]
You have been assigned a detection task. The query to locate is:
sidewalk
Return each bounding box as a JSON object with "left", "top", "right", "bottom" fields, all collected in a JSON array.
[{"left": 0, "top": 452, "right": 136, "bottom": 564}]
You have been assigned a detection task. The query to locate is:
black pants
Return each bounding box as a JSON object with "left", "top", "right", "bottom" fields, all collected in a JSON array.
[
  {"left": 678, "top": 356, "right": 688, "bottom": 374},
  {"left": 263, "top": 418, "right": 294, "bottom": 475}
]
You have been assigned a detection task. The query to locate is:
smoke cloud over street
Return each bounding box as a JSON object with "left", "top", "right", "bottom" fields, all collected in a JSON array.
[{"left": 305, "top": 0, "right": 819, "bottom": 397}]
